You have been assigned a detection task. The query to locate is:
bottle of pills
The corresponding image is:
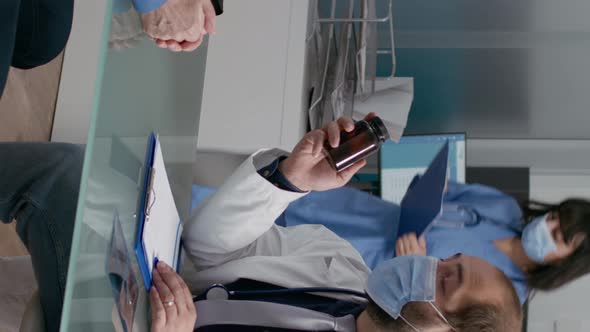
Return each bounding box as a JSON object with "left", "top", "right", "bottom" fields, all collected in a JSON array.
[{"left": 325, "top": 116, "right": 390, "bottom": 172}]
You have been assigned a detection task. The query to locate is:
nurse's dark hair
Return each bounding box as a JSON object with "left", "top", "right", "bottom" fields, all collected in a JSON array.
[{"left": 521, "top": 198, "right": 590, "bottom": 290}]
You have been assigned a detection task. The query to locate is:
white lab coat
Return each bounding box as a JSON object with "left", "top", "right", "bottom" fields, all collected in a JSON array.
[{"left": 181, "top": 149, "right": 371, "bottom": 301}]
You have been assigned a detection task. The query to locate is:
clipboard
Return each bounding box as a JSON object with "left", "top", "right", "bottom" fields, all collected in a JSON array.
[
  {"left": 397, "top": 142, "right": 449, "bottom": 237},
  {"left": 135, "top": 133, "right": 183, "bottom": 292}
]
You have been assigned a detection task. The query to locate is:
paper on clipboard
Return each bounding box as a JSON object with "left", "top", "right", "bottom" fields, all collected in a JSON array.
[{"left": 140, "top": 136, "right": 183, "bottom": 285}]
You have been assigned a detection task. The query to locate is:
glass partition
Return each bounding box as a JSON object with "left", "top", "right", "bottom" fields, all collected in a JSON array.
[{"left": 60, "top": 3, "right": 209, "bottom": 330}]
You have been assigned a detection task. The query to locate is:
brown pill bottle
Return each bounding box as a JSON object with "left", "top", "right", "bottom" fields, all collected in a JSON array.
[{"left": 325, "top": 116, "right": 390, "bottom": 172}]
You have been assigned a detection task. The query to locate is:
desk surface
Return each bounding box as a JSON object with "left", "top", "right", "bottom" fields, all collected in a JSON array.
[{"left": 59, "top": 7, "right": 209, "bottom": 331}]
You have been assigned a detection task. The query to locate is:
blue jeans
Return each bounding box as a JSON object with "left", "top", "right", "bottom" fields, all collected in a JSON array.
[{"left": 0, "top": 142, "right": 84, "bottom": 332}]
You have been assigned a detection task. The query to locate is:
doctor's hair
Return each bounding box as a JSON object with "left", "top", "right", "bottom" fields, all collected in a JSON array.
[
  {"left": 365, "top": 295, "right": 522, "bottom": 332},
  {"left": 521, "top": 198, "right": 590, "bottom": 290},
  {"left": 447, "top": 270, "right": 522, "bottom": 332}
]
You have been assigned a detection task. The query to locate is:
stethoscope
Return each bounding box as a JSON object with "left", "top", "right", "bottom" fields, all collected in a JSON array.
[
  {"left": 432, "top": 204, "right": 524, "bottom": 234},
  {"left": 195, "top": 283, "right": 368, "bottom": 302}
]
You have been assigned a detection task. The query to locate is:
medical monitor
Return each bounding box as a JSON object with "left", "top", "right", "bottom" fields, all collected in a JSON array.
[{"left": 380, "top": 134, "right": 466, "bottom": 204}]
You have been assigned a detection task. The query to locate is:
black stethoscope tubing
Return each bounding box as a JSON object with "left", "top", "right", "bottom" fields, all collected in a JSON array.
[{"left": 196, "top": 284, "right": 368, "bottom": 302}]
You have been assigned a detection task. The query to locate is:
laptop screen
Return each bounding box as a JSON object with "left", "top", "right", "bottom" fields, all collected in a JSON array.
[{"left": 380, "top": 134, "right": 466, "bottom": 204}]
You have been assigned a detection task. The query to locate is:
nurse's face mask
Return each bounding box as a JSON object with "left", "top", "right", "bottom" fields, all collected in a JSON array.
[
  {"left": 366, "top": 255, "right": 456, "bottom": 332},
  {"left": 521, "top": 213, "right": 558, "bottom": 263}
]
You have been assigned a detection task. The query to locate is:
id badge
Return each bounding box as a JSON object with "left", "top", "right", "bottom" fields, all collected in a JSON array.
[{"left": 106, "top": 211, "right": 139, "bottom": 332}]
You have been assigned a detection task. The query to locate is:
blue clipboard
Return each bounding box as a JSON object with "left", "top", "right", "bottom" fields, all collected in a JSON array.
[
  {"left": 134, "top": 133, "right": 183, "bottom": 292},
  {"left": 398, "top": 142, "right": 449, "bottom": 237}
]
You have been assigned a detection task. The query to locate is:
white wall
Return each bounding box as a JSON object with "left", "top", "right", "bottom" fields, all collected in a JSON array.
[
  {"left": 467, "top": 139, "right": 590, "bottom": 331},
  {"left": 54, "top": 0, "right": 311, "bottom": 150},
  {"left": 51, "top": 0, "right": 110, "bottom": 143},
  {"left": 196, "top": 0, "right": 309, "bottom": 154}
]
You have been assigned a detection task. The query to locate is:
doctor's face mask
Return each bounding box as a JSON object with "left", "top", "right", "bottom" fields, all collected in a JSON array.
[{"left": 366, "top": 255, "right": 455, "bottom": 332}]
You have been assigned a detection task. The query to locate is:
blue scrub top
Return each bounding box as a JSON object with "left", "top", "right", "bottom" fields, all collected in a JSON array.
[
  {"left": 426, "top": 182, "right": 528, "bottom": 303},
  {"left": 275, "top": 187, "right": 401, "bottom": 269},
  {"left": 190, "top": 185, "right": 401, "bottom": 269},
  {"left": 190, "top": 181, "right": 529, "bottom": 303}
]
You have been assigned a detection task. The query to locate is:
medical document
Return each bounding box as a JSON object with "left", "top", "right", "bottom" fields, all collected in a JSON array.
[
  {"left": 381, "top": 167, "right": 427, "bottom": 205},
  {"left": 136, "top": 135, "right": 182, "bottom": 289}
]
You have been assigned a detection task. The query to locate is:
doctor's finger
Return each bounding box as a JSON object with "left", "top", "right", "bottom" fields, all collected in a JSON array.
[
  {"left": 363, "top": 112, "right": 377, "bottom": 121},
  {"left": 336, "top": 117, "right": 355, "bottom": 132},
  {"left": 152, "top": 271, "right": 178, "bottom": 320},
  {"left": 157, "top": 262, "right": 189, "bottom": 312},
  {"left": 150, "top": 286, "right": 167, "bottom": 327},
  {"left": 153, "top": 269, "right": 174, "bottom": 301},
  {"left": 325, "top": 122, "right": 341, "bottom": 148},
  {"left": 307, "top": 130, "right": 326, "bottom": 157}
]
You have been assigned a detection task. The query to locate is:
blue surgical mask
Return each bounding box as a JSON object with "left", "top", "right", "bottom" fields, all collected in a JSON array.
[
  {"left": 366, "top": 255, "right": 455, "bottom": 332},
  {"left": 522, "top": 213, "right": 558, "bottom": 263}
]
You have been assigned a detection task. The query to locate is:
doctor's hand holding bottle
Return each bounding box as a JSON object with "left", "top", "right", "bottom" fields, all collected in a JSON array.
[{"left": 279, "top": 114, "right": 378, "bottom": 192}]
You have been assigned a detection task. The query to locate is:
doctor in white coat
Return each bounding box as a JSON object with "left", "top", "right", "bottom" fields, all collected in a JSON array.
[
  {"left": 0, "top": 117, "right": 522, "bottom": 332},
  {"left": 176, "top": 116, "right": 523, "bottom": 332}
]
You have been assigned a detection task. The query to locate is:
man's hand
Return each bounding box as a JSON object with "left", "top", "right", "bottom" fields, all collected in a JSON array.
[
  {"left": 395, "top": 233, "right": 427, "bottom": 257},
  {"left": 279, "top": 115, "right": 376, "bottom": 192},
  {"left": 150, "top": 261, "right": 196, "bottom": 332},
  {"left": 141, "top": 0, "right": 217, "bottom": 52}
]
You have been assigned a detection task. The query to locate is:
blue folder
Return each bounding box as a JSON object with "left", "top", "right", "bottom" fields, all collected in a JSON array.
[
  {"left": 135, "top": 133, "right": 183, "bottom": 292},
  {"left": 397, "top": 142, "right": 449, "bottom": 237}
]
